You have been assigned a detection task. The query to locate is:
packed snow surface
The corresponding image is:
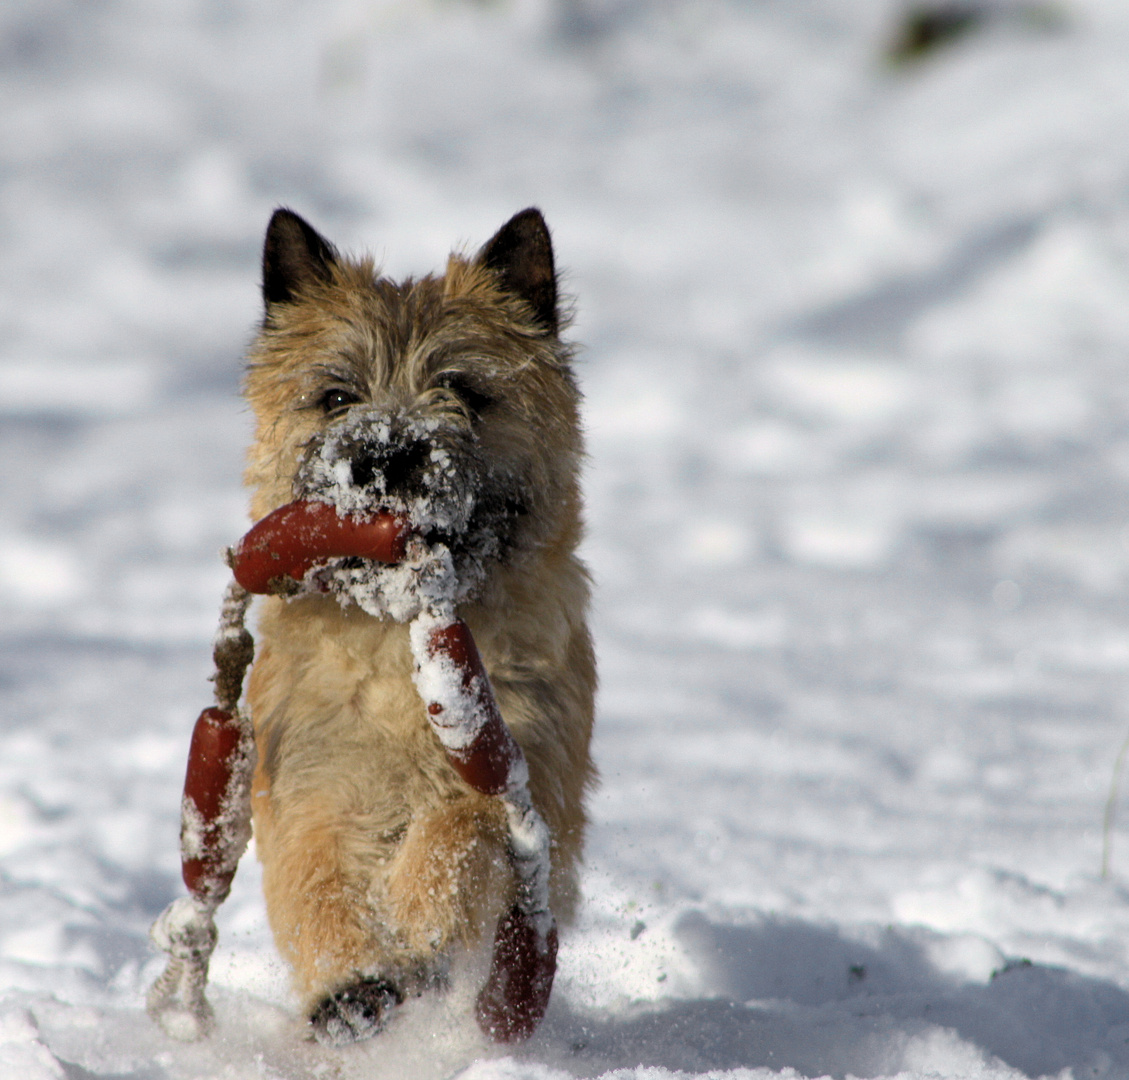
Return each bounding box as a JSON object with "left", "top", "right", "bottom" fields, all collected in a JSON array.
[{"left": 7, "top": 1, "right": 1129, "bottom": 1077}]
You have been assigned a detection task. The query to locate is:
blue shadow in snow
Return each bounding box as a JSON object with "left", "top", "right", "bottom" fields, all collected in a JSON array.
[{"left": 537, "top": 911, "right": 1129, "bottom": 1079}]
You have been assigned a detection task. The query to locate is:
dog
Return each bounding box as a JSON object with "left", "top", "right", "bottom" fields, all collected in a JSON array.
[{"left": 240, "top": 207, "right": 596, "bottom": 1043}]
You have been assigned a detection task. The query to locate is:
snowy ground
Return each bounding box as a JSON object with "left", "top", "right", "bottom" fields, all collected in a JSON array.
[{"left": 5, "top": 0, "right": 1129, "bottom": 1076}]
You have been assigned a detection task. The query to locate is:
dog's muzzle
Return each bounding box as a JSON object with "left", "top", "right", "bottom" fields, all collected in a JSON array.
[
  {"left": 286, "top": 408, "right": 501, "bottom": 619},
  {"left": 294, "top": 408, "right": 480, "bottom": 539}
]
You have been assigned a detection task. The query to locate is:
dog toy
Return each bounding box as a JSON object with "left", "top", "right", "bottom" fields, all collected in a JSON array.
[
  {"left": 145, "top": 581, "right": 255, "bottom": 1041},
  {"left": 230, "top": 500, "right": 408, "bottom": 595},
  {"left": 409, "top": 609, "right": 558, "bottom": 1041},
  {"left": 148, "top": 502, "right": 557, "bottom": 1043}
]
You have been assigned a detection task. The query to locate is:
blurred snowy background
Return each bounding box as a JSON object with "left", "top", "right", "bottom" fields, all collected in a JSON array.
[{"left": 5, "top": 1, "right": 1129, "bottom": 1076}]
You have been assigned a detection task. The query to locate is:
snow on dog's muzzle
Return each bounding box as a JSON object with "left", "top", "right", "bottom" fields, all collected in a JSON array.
[{"left": 295, "top": 408, "right": 479, "bottom": 537}]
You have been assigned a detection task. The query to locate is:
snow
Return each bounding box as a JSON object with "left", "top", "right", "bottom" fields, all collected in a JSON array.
[{"left": 6, "top": 0, "right": 1129, "bottom": 1076}]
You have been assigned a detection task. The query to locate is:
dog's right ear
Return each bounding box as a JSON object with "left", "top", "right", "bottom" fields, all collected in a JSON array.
[{"left": 262, "top": 209, "right": 337, "bottom": 310}]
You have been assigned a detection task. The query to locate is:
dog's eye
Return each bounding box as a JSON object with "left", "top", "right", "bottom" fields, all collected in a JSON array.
[
  {"left": 319, "top": 388, "right": 360, "bottom": 414},
  {"left": 437, "top": 374, "right": 494, "bottom": 417}
]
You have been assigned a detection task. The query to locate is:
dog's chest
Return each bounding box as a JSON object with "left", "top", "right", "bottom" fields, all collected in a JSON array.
[{"left": 254, "top": 599, "right": 429, "bottom": 743}]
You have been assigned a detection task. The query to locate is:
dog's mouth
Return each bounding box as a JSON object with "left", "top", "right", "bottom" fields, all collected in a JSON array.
[{"left": 288, "top": 409, "right": 528, "bottom": 616}]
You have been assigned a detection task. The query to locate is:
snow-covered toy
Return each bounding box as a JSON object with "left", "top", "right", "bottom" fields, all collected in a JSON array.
[
  {"left": 147, "top": 503, "right": 557, "bottom": 1043},
  {"left": 145, "top": 580, "right": 255, "bottom": 1042}
]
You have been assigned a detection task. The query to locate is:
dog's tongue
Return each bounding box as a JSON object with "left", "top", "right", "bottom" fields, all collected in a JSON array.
[{"left": 230, "top": 500, "right": 409, "bottom": 594}]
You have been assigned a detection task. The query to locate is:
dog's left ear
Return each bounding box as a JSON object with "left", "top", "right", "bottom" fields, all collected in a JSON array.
[
  {"left": 262, "top": 208, "right": 338, "bottom": 311},
  {"left": 478, "top": 208, "right": 558, "bottom": 335}
]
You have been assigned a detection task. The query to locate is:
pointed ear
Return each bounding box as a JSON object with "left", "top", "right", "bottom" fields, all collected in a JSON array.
[
  {"left": 477, "top": 208, "right": 558, "bottom": 334},
  {"left": 262, "top": 208, "right": 337, "bottom": 309}
]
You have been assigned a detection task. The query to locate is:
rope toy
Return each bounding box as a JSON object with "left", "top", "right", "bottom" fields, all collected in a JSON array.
[
  {"left": 147, "top": 502, "right": 557, "bottom": 1043},
  {"left": 145, "top": 580, "right": 254, "bottom": 1041}
]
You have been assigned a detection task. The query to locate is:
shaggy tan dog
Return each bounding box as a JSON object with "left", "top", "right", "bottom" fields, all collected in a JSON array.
[{"left": 240, "top": 207, "right": 595, "bottom": 1042}]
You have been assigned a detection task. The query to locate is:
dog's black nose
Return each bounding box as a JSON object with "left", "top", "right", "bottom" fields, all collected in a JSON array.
[{"left": 350, "top": 440, "right": 430, "bottom": 493}]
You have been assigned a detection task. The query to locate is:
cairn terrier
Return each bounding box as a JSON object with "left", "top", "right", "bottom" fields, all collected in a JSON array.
[{"left": 240, "top": 207, "right": 595, "bottom": 1042}]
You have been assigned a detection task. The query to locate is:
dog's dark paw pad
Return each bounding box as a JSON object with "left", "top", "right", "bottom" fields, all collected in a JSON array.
[{"left": 309, "top": 978, "right": 402, "bottom": 1046}]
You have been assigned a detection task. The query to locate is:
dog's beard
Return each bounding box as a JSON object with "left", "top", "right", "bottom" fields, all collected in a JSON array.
[{"left": 289, "top": 408, "right": 517, "bottom": 620}]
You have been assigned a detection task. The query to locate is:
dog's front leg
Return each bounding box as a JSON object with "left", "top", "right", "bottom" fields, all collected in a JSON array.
[
  {"left": 255, "top": 798, "right": 405, "bottom": 1044},
  {"left": 384, "top": 796, "right": 510, "bottom": 954}
]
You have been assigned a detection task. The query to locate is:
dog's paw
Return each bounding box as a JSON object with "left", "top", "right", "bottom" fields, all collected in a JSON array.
[{"left": 309, "top": 978, "right": 402, "bottom": 1046}]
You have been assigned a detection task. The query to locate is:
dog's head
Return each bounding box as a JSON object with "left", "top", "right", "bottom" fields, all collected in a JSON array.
[{"left": 243, "top": 208, "right": 584, "bottom": 611}]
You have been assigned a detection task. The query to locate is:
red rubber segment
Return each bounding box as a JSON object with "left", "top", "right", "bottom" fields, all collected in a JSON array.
[
  {"left": 475, "top": 904, "right": 558, "bottom": 1042},
  {"left": 423, "top": 619, "right": 522, "bottom": 795},
  {"left": 181, "top": 707, "right": 244, "bottom": 903},
  {"left": 231, "top": 500, "right": 408, "bottom": 594}
]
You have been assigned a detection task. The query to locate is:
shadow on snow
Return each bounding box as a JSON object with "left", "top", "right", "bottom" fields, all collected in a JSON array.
[{"left": 539, "top": 911, "right": 1129, "bottom": 1078}]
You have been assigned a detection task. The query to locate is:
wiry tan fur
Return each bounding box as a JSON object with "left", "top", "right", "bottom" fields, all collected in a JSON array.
[{"left": 240, "top": 216, "right": 596, "bottom": 1019}]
